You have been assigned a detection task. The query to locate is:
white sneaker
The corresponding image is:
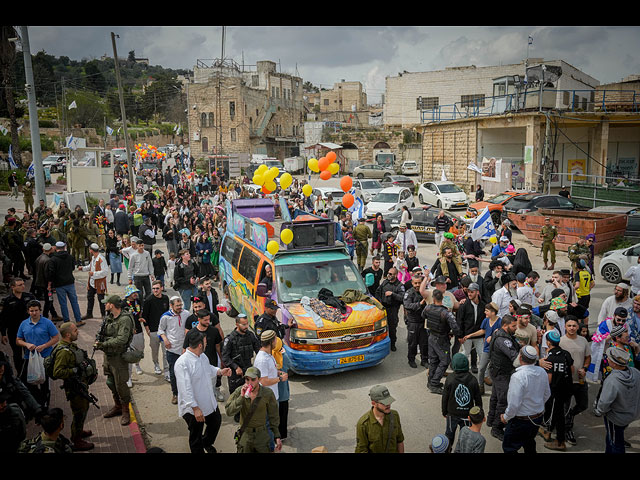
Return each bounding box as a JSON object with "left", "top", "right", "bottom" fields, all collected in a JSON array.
[
  {"left": 127, "top": 378, "right": 133, "bottom": 388},
  {"left": 164, "top": 372, "right": 171, "bottom": 383},
  {"left": 154, "top": 363, "right": 162, "bottom": 375},
  {"left": 135, "top": 365, "right": 143, "bottom": 375}
]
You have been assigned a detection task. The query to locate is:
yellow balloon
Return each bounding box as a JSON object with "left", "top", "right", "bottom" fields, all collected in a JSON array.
[
  {"left": 265, "top": 180, "right": 277, "bottom": 192},
  {"left": 302, "top": 184, "right": 313, "bottom": 197},
  {"left": 257, "top": 164, "right": 268, "bottom": 174},
  {"left": 280, "top": 228, "right": 293, "bottom": 244},
  {"left": 328, "top": 163, "right": 339, "bottom": 175},
  {"left": 489, "top": 236, "right": 498, "bottom": 244},
  {"left": 267, "top": 240, "right": 280, "bottom": 255},
  {"left": 268, "top": 166, "right": 279, "bottom": 178},
  {"left": 308, "top": 158, "right": 319, "bottom": 173},
  {"left": 253, "top": 173, "right": 265, "bottom": 186},
  {"left": 280, "top": 172, "right": 292, "bottom": 190}
]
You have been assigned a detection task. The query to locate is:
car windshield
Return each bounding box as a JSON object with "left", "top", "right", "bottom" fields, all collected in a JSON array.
[
  {"left": 360, "top": 180, "right": 382, "bottom": 189},
  {"left": 487, "top": 193, "right": 513, "bottom": 204},
  {"left": 438, "top": 184, "right": 462, "bottom": 193},
  {"left": 372, "top": 192, "right": 399, "bottom": 203},
  {"left": 276, "top": 259, "right": 367, "bottom": 302}
]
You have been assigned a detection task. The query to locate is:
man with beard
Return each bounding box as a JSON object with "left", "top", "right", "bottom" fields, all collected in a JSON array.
[
  {"left": 483, "top": 260, "right": 504, "bottom": 304},
  {"left": 598, "top": 283, "right": 634, "bottom": 325},
  {"left": 491, "top": 273, "right": 517, "bottom": 318},
  {"left": 431, "top": 247, "right": 462, "bottom": 291},
  {"left": 355, "top": 385, "right": 405, "bottom": 453},
  {"left": 466, "top": 259, "right": 485, "bottom": 300}
]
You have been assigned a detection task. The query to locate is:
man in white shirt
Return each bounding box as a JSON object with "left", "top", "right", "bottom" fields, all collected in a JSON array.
[
  {"left": 492, "top": 273, "right": 517, "bottom": 318},
  {"left": 253, "top": 330, "right": 287, "bottom": 402},
  {"left": 501, "top": 345, "right": 551, "bottom": 453},
  {"left": 394, "top": 223, "right": 418, "bottom": 255},
  {"left": 598, "top": 283, "right": 634, "bottom": 325},
  {"left": 174, "top": 330, "right": 231, "bottom": 454},
  {"left": 516, "top": 271, "right": 539, "bottom": 307},
  {"left": 625, "top": 257, "right": 640, "bottom": 296},
  {"left": 128, "top": 238, "right": 155, "bottom": 300},
  {"left": 159, "top": 296, "right": 190, "bottom": 404},
  {"left": 79, "top": 243, "right": 109, "bottom": 320}
]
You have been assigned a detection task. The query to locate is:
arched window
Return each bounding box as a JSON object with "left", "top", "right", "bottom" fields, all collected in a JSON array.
[
  {"left": 200, "top": 113, "right": 207, "bottom": 127},
  {"left": 208, "top": 113, "right": 214, "bottom": 127}
]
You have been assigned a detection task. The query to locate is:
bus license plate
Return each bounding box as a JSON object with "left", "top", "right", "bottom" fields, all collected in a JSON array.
[{"left": 339, "top": 355, "right": 365, "bottom": 365}]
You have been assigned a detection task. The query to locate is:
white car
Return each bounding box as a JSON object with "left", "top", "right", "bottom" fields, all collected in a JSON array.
[
  {"left": 418, "top": 181, "right": 469, "bottom": 210},
  {"left": 166, "top": 144, "right": 177, "bottom": 153},
  {"left": 42, "top": 155, "right": 67, "bottom": 173},
  {"left": 311, "top": 187, "right": 346, "bottom": 205},
  {"left": 365, "top": 187, "right": 415, "bottom": 218},
  {"left": 401, "top": 161, "right": 420, "bottom": 176},
  {"left": 600, "top": 243, "right": 640, "bottom": 284},
  {"left": 353, "top": 179, "right": 384, "bottom": 204}
]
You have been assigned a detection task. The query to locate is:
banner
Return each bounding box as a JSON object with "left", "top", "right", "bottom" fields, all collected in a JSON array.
[
  {"left": 568, "top": 159, "right": 586, "bottom": 181},
  {"left": 481, "top": 157, "right": 502, "bottom": 183},
  {"left": 524, "top": 145, "right": 534, "bottom": 165}
]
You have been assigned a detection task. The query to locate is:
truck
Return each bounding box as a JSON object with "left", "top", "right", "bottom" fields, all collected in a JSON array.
[
  {"left": 218, "top": 199, "right": 390, "bottom": 375},
  {"left": 373, "top": 151, "right": 396, "bottom": 170},
  {"left": 283, "top": 156, "right": 304, "bottom": 174}
]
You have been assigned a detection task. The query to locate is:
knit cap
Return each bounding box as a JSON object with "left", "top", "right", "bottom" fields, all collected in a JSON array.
[
  {"left": 451, "top": 353, "right": 469, "bottom": 372},
  {"left": 431, "top": 434, "right": 449, "bottom": 453}
]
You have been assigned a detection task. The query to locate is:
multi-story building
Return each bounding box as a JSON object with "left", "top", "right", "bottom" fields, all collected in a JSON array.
[{"left": 187, "top": 59, "right": 306, "bottom": 161}]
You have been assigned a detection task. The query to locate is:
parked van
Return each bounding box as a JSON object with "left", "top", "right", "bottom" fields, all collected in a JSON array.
[{"left": 218, "top": 199, "right": 390, "bottom": 375}]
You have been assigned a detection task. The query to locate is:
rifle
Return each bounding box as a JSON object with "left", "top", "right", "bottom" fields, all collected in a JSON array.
[
  {"left": 93, "top": 315, "right": 109, "bottom": 358},
  {"left": 62, "top": 376, "right": 100, "bottom": 409}
]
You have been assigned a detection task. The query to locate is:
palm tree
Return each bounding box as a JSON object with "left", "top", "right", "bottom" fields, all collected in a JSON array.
[{"left": 0, "top": 26, "right": 22, "bottom": 165}]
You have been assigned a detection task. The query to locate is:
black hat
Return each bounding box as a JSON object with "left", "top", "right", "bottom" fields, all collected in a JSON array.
[
  {"left": 614, "top": 307, "right": 629, "bottom": 318},
  {"left": 431, "top": 275, "right": 448, "bottom": 286},
  {"left": 265, "top": 299, "right": 280, "bottom": 310}
]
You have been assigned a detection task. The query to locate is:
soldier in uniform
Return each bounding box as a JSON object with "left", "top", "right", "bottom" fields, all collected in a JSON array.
[
  {"left": 422, "top": 289, "right": 460, "bottom": 394},
  {"left": 50, "top": 322, "right": 96, "bottom": 451},
  {"left": 94, "top": 295, "right": 134, "bottom": 426},
  {"left": 355, "top": 385, "right": 405, "bottom": 453},
  {"left": 353, "top": 218, "right": 372, "bottom": 272},
  {"left": 224, "top": 366, "right": 281, "bottom": 453},
  {"left": 221, "top": 313, "right": 261, "bottom": 397},
  {"left": 17, "top": 407, "right": 73, "bottom": 454},
  {"left": 22, "top": 182, "right": 34, "bottom": 215},
  {"left": 540, "top": 217, "right": 558, "bottom": 270},
  {"left": 3, "top": 217, "right": 28, "bottom": 280},
  {"left": 70, "top": 218, "right": 88, "bottom": 266},
  {"left": 255, "top": 299, "right": 286, "bottom": 339},
  {"left": 486, "top": 314, "right": 520, "bottom": 441},
  {"left": 568, "top": 237, "right": 591, "bottom": 279},
  {"left": 404, "top": 273, "right": 428, "bottom": 368}
]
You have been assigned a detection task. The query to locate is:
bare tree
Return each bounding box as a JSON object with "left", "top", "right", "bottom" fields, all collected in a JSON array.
[{"left": 0, "top": 26, "right": 22, "bottom": 165}]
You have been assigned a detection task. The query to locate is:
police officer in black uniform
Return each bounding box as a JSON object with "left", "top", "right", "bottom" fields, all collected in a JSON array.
[
  {"left": 423, "top": 289, "right": 460, "bottom": 394},
  {"left": 221, "top": 313, "right": 261, "bottom": 396},
  {"left": 376, "top": 267, "right": 405, "bottom": 352},
  {"left": 486, "top": 314, "right": 520, "bottom": 441},
  {"left": 0, "top": 278, "right": 37, "bottom": 376},
  {"left": 254, "top": 299, "right": 286, "bottom": 339},
  {"left": 404, "top": 273, "right": 428, "bottom": 368}
]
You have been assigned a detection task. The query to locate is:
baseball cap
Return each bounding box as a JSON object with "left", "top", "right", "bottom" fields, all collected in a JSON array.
[
  {"left": 468, "top": 282, "right": 480, "bottom": 292},
  {"left": 499, "top": 236, "right": 509, "bottom": 242},
  {"left": 614, "top": 307, "right": 629, "bottom": 318},
  {"left": 265, "top": 299, "right": 280, "bottom": 310},
  {"left": 368, "top": 385, "right": 395, "bottom": 406},
  {"left": 244, "top": 366, "right": 261, "bottom": 379},
  {"left": 101, "top": 295, "right": 123, "bottom": 307}
]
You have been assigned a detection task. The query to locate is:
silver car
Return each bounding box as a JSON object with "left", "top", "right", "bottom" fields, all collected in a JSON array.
[
  {"left": 353, "top": 179, "right": 384, "bottom": 203},
  {"left": 352, "top": 163, "right": 395, "bottom": 180}
]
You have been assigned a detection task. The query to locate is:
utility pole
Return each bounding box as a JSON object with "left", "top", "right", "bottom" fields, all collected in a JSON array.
[
  {"left": 541, "top": 111, "right": 552, "bottom": 194},
  {"left": 111, "top": 32, "right": 136, "bottom": 201},
  {"left": 19, "top": 26, "right": 46, "bottom": 203}
]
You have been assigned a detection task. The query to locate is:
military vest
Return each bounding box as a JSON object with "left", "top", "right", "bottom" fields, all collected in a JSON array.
[{"left": 424, "top": 304, "right": 450, "bottom": 336}]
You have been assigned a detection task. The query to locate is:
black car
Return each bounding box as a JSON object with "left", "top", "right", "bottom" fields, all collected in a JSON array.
[
  {"left": 381, "top": 175, "right": 415, "bottom": 190},
  {"left": 501, "top": 193, "right": 587, "bottom": 223}
]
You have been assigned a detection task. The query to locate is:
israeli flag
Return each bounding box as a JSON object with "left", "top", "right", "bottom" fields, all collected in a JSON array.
[
  {"left": 68, "top": 100, "right": 77, "bottom": 110},
  {"left": 26, "top": 161, "right": 35, "bottom": 179},
  {"left": 106, "top": 126, "right": 114, "bottom": 136},
  {"left": 66, "top": 135, "right": 75, "bottom": 149},
  {"left": 441, "top": 169, "right": 447, "bottom": 182},
  {"left": 471, "top": 207, "right": 497, "bottom": 241},
  {"left": 8, "top": 144, "right": 18, "bottom": 169}
]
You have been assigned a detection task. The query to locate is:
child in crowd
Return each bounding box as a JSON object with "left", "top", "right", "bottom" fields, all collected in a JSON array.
[
  {"left": 153, "top": 250, "right": 167, "bottom": 288},
  {"left": 344, "top": 224, "right": 355, "bottom": 261},
  {"left": 454, "top": 406, "right": 486, "bottom": 453}
]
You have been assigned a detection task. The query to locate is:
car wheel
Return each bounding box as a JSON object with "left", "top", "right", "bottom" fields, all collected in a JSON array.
[
  {"left": 601, "top": 264, "right": 621, "bottom": 284},
  {"left": 419, "top": 194, "right": 424, "bottom": 204},
  {"left": 357, "top": 173, "right": 364, "bottom": 179}
]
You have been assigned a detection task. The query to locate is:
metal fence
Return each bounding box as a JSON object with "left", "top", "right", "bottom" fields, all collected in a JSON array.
[{"left": 555, "top": 172, "right": 640, "bottom": 209}]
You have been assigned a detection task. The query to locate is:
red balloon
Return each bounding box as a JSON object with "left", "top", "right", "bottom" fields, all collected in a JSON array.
[
  {"left": 318, "top": 156, "right": 330, "bottom": 171},
  {"left": 326, "top": 151, "right": 337, "bottom": 163},
  {"left": 340, "top": 176, "right": 353, "bottom": 193},
  {"left": 320, "top": 170, "right": 332, "bottom": 180},
  {"left": 342, "top": 193, "right": 354, "bottom": 209}
]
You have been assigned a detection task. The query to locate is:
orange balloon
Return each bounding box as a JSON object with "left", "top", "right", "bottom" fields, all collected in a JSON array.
[
  {"left": 340, "top": 176, "right": 353, "bottom": 192},
  {"left": 320, "top": 170, "right": 332, "bottom": 180},
  {"left": 262, "top": 185, "right": 271, "bottom": 194},
  {"left": 326, "top": 151, "right": 337, "bottom": 163},
  {"left": 318, "top": 156, "right": 330, "bottom": 171},
  {"left": 342, "top": 193, "right": 354, "bottom": 209}
]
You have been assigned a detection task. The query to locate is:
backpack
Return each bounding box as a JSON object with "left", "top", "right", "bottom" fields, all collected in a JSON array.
[{"left": 44, "top": 343, "right": 98, "bottom": 385}]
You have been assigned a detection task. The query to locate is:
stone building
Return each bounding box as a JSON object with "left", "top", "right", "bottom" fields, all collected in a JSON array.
[{"left": 187, "top": 59, "right": 306, "bottom": 161}]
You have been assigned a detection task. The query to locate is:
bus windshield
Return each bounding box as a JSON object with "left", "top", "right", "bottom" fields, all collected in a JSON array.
[{"left": 276, "top": 259, "right": 367, "bottom": 303}]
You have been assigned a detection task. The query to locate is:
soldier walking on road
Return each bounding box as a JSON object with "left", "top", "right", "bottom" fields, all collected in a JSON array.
[
  {"left": 540, "top": 217, "right": 557, "bottom": 270},
  {"left": 51, "top": 322, "right": 97, "bottom": 451},
  {"left": 353, "top": 218, "right": 372, "bottom": 272},
  {"left": 355, "top": 385, "right": 405, "bottom": 453},
  {"left": 94, "top": 295, "right": 135, "bottom": 426}
]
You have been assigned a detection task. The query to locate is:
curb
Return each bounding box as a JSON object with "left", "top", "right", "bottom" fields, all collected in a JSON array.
[{"left": 128, "top": 403, "right": 147, "bottom": 453}]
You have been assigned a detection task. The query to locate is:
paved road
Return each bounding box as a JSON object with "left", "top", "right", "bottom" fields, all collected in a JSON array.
[{"left": 3, "top": 177, "right": 639, "bottom": 453}]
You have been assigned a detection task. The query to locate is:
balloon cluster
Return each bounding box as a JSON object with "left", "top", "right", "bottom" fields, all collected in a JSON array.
[
  {"left": 308, "top": 151, "right": 339, "bottom": 180},
  {"left": 135, "top": 143, "right": 167, "bottom": 161},
  {"left": 252, "top": 164, "right": 292, "bottom": 194}
]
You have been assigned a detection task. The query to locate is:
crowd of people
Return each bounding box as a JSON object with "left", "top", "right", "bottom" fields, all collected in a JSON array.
[{"left": 1, "top": 160, "right": 639, "bottom": 454}]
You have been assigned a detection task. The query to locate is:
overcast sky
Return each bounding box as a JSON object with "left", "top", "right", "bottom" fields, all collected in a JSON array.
[{"left": 26, "top": 26, "right": 640, "bottom": 104}]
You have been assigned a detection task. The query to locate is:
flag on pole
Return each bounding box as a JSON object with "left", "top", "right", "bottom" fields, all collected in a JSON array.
[
  {"left": 8, "top": 144, "right": 18, "bottom": 169},
  {"left": 68, "top": 100, "right": 77, "bottom": 110},
  {"left": 26, "top": 161, "right": 35, "bottom": 179},
  {"left": 66, "top": 135, "right": 75, "bottom": 150},
  {"left": 106, "top": 126, "right": 114, "bottom": 136},
  {"left": 441, "top": 169, "right": 447, "bottom": 182},
  {"left": 471, "top": 207, "right": 497, "bottom": 241},
  {"left": 467, "top": 162, "right": 483, "bottom": 175}
]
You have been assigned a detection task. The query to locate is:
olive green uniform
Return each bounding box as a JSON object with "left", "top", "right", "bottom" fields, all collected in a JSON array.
[
  {"left": 355, "top": 408, "right": 404, "bottom": 453},
  {"left": 51, "top": 339, "right": 95, "bottom": 440},
  {"left": 22, "top": 185, "right": 34, "bottom": 214},
  {"left": 225, "top": 385, "right": 280, "bottom": 453},
  {"left": 96, "top": 310, "right": 134, "bottom": 405},
  {"left": 18, "top": 432, "right": 73, "bottom": 453},
  {"left": 540, "top": 224, "right": 557, "bottom": 266},
  {"left": 353, "top": 222, "right": 372, "bottom": 272},
  {"left": 568, "top": 242, "right": 591, "bottom": 273}
]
